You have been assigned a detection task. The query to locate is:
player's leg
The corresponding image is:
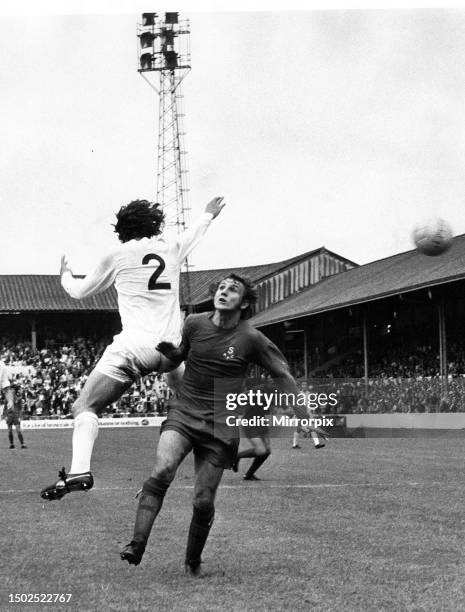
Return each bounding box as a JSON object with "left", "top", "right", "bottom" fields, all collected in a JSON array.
[
  {"left": 69, "top": 368, "right": 131, "bottom": 473},
  {"left": 292, "top": 425, "right": 301, "bottom": 448},
  {"left": 232, "top": 435, "right": 267, "bottom": 472},
  {"left": 310, "top": 429, "right": 325, "bottom": 449},
  {"left": 15, "top": 421, "right": 26, "bottom": 448},
  {"left": 121, "top": 429, "right": 192, "bottom": 565},
  {"left": 7, "top": 422, "right": 14, "bottom": 448},
  {"left": 40, "top": 368, "right": 131, "bottom": 501},
  {"left": 243, "top": 436, "right": 271, "bottom": 481},
  {"left": 185, "top": 456, "right": 224, "bottom": 576}
]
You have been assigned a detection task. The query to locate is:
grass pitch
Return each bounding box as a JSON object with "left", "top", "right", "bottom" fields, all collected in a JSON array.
[{"left": 1, "top": 428, "right": 465, "bottom": 611}]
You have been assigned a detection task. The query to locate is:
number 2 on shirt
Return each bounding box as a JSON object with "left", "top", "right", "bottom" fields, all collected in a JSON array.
[{"left": 142, "top": 254, "right": 171, "bottom": 290}]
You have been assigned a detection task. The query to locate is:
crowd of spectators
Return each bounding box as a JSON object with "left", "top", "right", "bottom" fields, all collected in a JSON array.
[
  {"left": 0, "top": 336, "right": 171, "bottom": 419},
  {"left": 312, "top": 378, "right": 465, "bottom": 414},
  {"left": 292, "top": 340, "right": 465, "bottom": 413},
  {"left": 2, "top": 334, "right": 465, "bottom": 417}
]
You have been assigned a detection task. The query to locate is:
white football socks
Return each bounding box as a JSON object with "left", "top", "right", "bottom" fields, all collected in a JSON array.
[
  {"left": 292, "top": 431, "right": 299, "bottom": 446},
  {"left": 69, "top": 411, "right": 99, "bottom": 474}
]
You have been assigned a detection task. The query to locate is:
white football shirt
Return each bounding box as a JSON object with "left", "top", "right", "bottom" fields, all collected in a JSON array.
[{"left": 61, "top": 213, "right": 213, "bottom": 345}]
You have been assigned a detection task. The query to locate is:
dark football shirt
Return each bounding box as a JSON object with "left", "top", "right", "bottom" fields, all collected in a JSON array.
[{"left": 169, "top": 312, "right": 288, "bottom": 442}]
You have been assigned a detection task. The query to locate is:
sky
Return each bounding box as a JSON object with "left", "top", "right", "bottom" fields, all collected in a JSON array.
[{"left": 2, "top": 4, "right": 465, "bottom": 274}]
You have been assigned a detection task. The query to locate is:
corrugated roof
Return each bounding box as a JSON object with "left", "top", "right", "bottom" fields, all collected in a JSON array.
[
  {"left": 2, "top": 239, "right": 463, "bottom": 317},
  {"left": 182, "top": 246, "right": 352, "bottom": 305},
  {"left": 250, "top": 235, "right": 465, "bottom": 328},
  {"left": 0, "top": 248, "right": 336, "bottom": 312},
  {"left": 0, "top": 248, "right": 330, "bottom": 312},
  {"left": 0, "top": 276, "right": 117, "bottom": 311},
  {"left": 180, "top": 264, "right": 277, "bottom": 306}
]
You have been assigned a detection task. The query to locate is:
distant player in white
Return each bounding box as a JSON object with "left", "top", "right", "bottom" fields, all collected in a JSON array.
[
  {"left": 41, "top": 196, "right": 225, "bottom": 501},
  {"left": 292, "top": 381, "right": 326, "bottom": 449}
]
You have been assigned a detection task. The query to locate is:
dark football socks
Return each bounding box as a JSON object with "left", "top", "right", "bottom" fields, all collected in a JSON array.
[
  {"left": 185, "top": 505, "right": 215, "bottom": 566},
  {"left": 132, "top": 477, "right": 170, "bottom": 546},
  {"left": 244, "top": 452, "right": 270, "bottom": 479},
  {"left": 17, "top": 432, "right": 25, "bottom": 446},
  {"left": 8, "top": 431, "right": 14, "bottom": 446}
]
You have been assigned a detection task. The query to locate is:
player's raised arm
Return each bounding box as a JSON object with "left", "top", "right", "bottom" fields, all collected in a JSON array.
[
  {"left": 258, "top": 344, "right": 329, "bottom": 438},
  {"left": 255, "top": 340, "right": 309, "bottom": 421},
  {"left": 60, "top": 253, "right": 117, "bottom": 299},
  {"left": 257, "top": 345, "right": 329, "bottom": 438},
  {"left": 177, "top": 196, "right": 226, "bottom": 262}
]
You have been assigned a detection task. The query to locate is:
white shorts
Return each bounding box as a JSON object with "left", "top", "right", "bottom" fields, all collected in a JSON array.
[{"left": 95, "top": 334, "right": 171, "bottom": 384}]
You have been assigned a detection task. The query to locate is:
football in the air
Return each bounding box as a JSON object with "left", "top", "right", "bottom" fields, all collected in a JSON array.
[{"left": 412, "top": 217, "right": 453, "bottom": 256}]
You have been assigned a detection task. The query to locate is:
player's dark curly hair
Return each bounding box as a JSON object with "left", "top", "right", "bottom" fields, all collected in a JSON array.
[
  {"left": 113, "top": 200, "right": 165, "bottom": 243},
  {"left": 209, "top": 273, "right": 258, "bottom": 319}
]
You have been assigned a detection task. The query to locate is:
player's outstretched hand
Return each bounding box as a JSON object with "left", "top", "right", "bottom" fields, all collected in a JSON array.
[
  {"left": 205, "top": 196, "right": 226, "bottom": 219},
  {"left": 60, "top": 255, "right": 72, "bottom": 278},
  {"left": 156, "top": 341, "right": 177, "bottom": 361}
]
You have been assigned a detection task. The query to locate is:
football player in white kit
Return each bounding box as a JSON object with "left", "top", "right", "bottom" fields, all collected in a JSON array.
[
  {"left": 41, "top": 196, "right": 225, "bottom": 500},
  {"left": 292, "top": 381, "right": 326, "bottom": 449}
]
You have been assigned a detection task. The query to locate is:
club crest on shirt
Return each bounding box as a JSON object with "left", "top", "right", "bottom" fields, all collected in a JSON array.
[{"left": 223, "top": 346, "right": 236, "bottom": 360}]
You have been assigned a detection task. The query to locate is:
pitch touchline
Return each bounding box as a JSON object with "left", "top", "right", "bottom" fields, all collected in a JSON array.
[{"left": 0, "top": 481, "right": 448, "bottom": 494}]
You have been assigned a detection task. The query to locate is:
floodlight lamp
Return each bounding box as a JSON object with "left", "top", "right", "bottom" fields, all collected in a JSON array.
[
  {"left": 165, "top": 12, "right": 178, "bottom": 24},
  {"left": 140, "top": 31, "right": 155, "bottom": 49},
  {"left": 164, "top": 50, "right": 178, "bottom": 68},
  {"left": 140, "top": 53, "right": 152, "bottom": 70},
  {"left": 142, "top": 13, "right": 156, "bottom": 26},
  {"left": 160, "top": 28, "right": 175, "bottom": 48}
]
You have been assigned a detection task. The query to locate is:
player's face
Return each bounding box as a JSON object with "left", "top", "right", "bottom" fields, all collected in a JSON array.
[{"left": 214, "top": 278, "right": 247, "bottom": 313}]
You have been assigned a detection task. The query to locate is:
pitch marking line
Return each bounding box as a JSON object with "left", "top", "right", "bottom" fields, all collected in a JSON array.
[{"left": 0, "top": 481, "right": 447, "bottom": 495}]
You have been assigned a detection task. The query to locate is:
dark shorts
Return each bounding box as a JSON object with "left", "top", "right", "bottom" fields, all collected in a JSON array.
[
  {"left": 6, "top": 414, "right": 20, "bottom": 427},
  {"left": 242, "top": 406, "right": 270, "bottom": 440},
  {"left": 161, "top": 412, "right": 239, "bottom": 470}
]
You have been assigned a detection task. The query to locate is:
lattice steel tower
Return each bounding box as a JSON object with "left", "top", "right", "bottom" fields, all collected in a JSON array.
[{"left": 137, "top": 12, "right": 192, "bottom": 303}]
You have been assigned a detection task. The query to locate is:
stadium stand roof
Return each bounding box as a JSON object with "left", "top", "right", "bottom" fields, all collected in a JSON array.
[
  {"left": 182, "top": 247, "right": 350, "bottom": 306},
  {"left": 250, "top": 235, "right": 465, "bottom": 328},
  {"left": 0, "top": 248, "right": 339, "bottom": 312},
  {"left": 3, "top": 238, "right": 464, "bottom": 318},
  {"left": 0, "top": 275, "right": 117, "bottom": 311}
]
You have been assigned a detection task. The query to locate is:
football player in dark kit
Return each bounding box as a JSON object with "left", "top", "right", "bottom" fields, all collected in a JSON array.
[
  {"left": 0, "top": 363, "right": 27, "bottom": 449},
  {"left": 121, "top": 273, "right": 308, "bottom": 576}
]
